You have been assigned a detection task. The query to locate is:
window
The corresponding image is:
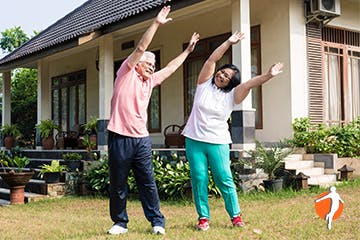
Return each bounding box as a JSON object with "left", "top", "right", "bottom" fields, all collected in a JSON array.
[
  {"left": 114, "top": 50, "right": 161, "bottom": 133},
  {"left": 251, "top": 25, "right": 262, "bottom": 129},
  {"left": 52, "top": 70, "right": 86, "bottom": 132},
  {"left": 184, "top": 33, "right": 231, "bottom": 117},
  {"left": 184, "top": 27, "right": 263, "bottom": 128},
  {"left": 322, "top": 27, "right": 360, "bottom": 125}
]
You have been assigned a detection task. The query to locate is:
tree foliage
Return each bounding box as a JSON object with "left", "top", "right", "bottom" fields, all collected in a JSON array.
[
  {"left": 0, "top": 26, "right": 29, "bottom": 53},
  {"left": 11, "top": 68, "right": 37, "bottom": 146},
  {"left": 0, "top": 27, "right": 37, "bottom": 147}
]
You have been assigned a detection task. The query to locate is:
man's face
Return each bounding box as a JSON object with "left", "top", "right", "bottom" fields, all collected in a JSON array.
[{"left": 135, "top": 56, "right": 156, "bottom": 80}]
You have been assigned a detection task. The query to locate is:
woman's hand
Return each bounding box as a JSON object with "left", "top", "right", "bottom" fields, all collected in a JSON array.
[
  {"left": 228, "top": 31, "right": 245, "bottom": 44},
  {"left": 268, "top": 62, "right": 284, "bottom": 77}
]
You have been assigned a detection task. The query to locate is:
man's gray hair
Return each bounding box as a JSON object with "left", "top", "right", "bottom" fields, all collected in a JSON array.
[{"left": 140, "top": 51, "right": 156, "bottom": 63}]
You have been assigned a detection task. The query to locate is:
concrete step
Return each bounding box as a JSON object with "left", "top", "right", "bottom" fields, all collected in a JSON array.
[
  {"left": 22, "top": 149, "right": 99, "bottom": 161},
  {"left": 0, "top": 198, "right": 10, "bottom": 206},
  {"left": 285, "top": 160, "right": 314, "bottom": 170},
  {"left": 0, "top": 187, "right": 48, "bottom": 203},
  {"left": 308, "top": 174, "right": 338, "bottom": 187},
  {"left": 26, "top": 179, "right": 48, "bottom": 195},
  {"left": 295, "top": 167, "right": 324, "bottom": 176},
  {"left": 284, "top": 154, "right": 304, "bottom": 162}
]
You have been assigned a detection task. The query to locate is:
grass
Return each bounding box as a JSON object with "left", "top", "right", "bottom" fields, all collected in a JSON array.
[{"left": 1, "top": 179, "right": 359, "bottom": 240}]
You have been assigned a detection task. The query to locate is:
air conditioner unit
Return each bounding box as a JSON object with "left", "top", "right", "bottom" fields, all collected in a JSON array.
[{"left": 310, "top": 0, "right": 341, "bottom": 16}]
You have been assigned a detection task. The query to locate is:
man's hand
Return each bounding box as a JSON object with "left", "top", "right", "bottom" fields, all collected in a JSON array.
[
  {"left": 228, "top": 31, "right": 245, "bottom": 44},
  {"left": 186, "top": 32, "right": 200, "bottom": 53},
  {"left": 156, "top": 6, "right": 173, "bottom": 25}
]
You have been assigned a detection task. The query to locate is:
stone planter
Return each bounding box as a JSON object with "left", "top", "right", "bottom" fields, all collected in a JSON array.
[{"left": 0, "top": 171, "right": 34, "bottom": 204}]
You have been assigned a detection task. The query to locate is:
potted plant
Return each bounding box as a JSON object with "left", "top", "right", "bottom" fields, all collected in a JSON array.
[
  {"left": 0, "top": 150, "right": 34, "bottom": 204},
  {"left": 36, "top": 119, "right": 60, "bottom": 150},
  {"left": 245, "top": 140, "right": 293, "bottom": 192},
  {"left": 1, "top": 124, "right": 21, "bottom": 149},
  {"left": 62, "top": 153, "right": 82, "bottom": 172},
  {"left": 83, "top": 117, "right": 98, "bottom": 150},
  {"left": 38, "top": 160, "right": 68, "bottom": 183}
]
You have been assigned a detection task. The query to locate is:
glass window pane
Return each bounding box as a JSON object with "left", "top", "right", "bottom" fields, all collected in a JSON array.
[
  {"left": 186, "top": 59, "right": 203, "bottom": 116},
  {"left": 79, "top": 84, "right": 86, "bottom": 125},
  {"left": 149, "top": 87, "right": 160, "bottom": 130},
  {"left": 53, "top": 90, "right": 59, "bottom": 126},
  {"left": 69, "top": 86, "right": 76, "bottom": 131},
  {"left": 51, "top": 70, "right": 86, "bottom": 133},
  {"left": 61, "top": 89, "right": 67, "bottom": 131}
]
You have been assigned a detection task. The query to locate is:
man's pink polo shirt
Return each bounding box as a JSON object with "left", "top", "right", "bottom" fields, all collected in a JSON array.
[{"left": 107, "top": 58, "right": 162, "bottom": 137}]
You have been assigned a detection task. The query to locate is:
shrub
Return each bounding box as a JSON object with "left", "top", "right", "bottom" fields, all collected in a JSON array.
[
  {"left": 84, "top": 152, "right": 222, "bottom": 200},
  {"left": 290, "top": 117, "right": 360, "bottom": 158},
  {"left": 63, "top": 153, "right": 82, "bottom": 161}
]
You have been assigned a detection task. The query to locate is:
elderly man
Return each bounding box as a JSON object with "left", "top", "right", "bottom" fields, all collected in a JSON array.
[{"left": 106, "top": 5, "right": 199, "bottom": 235}]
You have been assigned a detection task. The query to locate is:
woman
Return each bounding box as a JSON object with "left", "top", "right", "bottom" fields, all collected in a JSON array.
[{"left": 182, "top": 31, "right": 283, "bottom": 231}]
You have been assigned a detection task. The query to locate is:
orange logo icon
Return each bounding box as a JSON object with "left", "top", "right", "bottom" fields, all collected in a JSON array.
[{"left": 314, "top": 186, "right": 344, "bottom": 230}]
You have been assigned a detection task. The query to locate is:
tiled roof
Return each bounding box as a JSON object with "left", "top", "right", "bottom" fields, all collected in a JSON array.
[{"left": 0, "top": 0, "right": 198, "bottom": 68}]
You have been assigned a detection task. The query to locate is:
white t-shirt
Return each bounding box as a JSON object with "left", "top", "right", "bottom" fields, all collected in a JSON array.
[{"left": 182, "top": 78, "right": 236, "bottom": 144}]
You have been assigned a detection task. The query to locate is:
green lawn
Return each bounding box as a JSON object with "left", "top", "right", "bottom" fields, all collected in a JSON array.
[{"left": 0, "top": 179, "right": 359, "bottom": 240}]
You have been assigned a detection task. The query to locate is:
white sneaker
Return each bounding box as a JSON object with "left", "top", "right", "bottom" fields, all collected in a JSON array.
[
  {"left": 107, "top": 225, "right": 128, "bottom": 235},
  {"left": 152, "top": 226, "right": 166, "bottom": 235}
]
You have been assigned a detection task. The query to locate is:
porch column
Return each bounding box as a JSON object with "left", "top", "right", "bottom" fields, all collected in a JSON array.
[
  {"left": 2, "top": 71, "right": 11, "bottom": 125},
  {"left": 1, "top": 71, "right": 11, "bottom": 148},
  {"left": 98, "top": 34, "right": 114, "bottom": 152},
  {"left": 36, "top": 59, "right": 51, "bottom": 149},
  {"left": 231, "top": 0, "right": 255, "bottom": 151}
]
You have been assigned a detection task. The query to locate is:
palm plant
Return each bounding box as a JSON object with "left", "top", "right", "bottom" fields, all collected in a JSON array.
[{"left": 246, "top": 140, "right": 293, "bottom": 180}]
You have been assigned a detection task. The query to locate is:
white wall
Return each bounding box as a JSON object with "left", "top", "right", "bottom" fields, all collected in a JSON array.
[
  {"left": 48, "top": 47, "right": 99, "bottom": 120},
  {"left": 330, "top": 0, "right": 360, "bottom": 31},
  {"left": 250, "top": 0, "right": 294, "bottom": 142}
]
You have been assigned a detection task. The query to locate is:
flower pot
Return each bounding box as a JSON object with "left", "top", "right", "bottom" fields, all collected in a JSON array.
[
  {"left": 89, "top": 134, "right": 97, "bottom": 150},
  {"left": 42, "top": 136, "right": 55, "bottom": 150},
  {"left": 0, "top": 171, "right": 34, "bottom": 204},
  {"left": 65, "top": 160, "right": 81, "bottom": 172},
  {"left": 263, "top": 179, "right": 283, "bottom": 192},
  {"left": 43, "top": 172, "right": 60, "bottom": 183},
  {"left": 4, "top": 136, "right": 15, "bottom": 149}
]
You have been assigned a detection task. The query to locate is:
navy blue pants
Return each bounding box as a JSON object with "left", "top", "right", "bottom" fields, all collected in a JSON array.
[{"left": 108, "top": 131, "right": 165, "bottom": 228}]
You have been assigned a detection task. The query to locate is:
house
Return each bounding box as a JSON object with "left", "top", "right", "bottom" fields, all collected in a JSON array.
[{"left": 0, "top": 0, "right": 359, "bottom": 152}]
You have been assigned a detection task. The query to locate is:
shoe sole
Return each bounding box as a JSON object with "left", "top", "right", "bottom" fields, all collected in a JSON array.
[{"left": 196, "top": 226, "right": 210, "bottom": 231}]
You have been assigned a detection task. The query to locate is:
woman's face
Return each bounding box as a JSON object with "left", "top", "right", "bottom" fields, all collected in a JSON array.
[{"left": 214, "top": 68, "right": 234, "bottom": 89}]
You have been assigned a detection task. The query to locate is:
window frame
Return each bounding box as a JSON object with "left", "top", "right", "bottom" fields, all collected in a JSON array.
[
  {"left": 183, "top": 26, "right": 263, "bottom": 129},
  {"left": 113, "top": 50, "right": 161, "bottom": 133},
  {"left": 51, "top": 70, "right": 86, "bottom": 132}
]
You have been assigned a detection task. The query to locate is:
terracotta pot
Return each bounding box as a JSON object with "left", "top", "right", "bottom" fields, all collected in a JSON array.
[
  {"left": 4, "top": 136, "right": 15, "bottom": 149},
  {"left": 89, "top": 134, "right": 97, "bottom": 150},
  {"left": 42, "top": 136, "right": 55, "bottom": 150}
]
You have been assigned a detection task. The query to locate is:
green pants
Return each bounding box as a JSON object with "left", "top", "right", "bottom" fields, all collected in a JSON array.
[{"left": 185, "top": 137, "right": 241, "bottom": 220}]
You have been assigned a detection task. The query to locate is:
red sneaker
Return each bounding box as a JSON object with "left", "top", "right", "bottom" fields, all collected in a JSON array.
[
  {"left": 196, "top": 218, "right": 210, "bottom": 231},
  {"left": 232, "top": 215, "right": 245, "bottom": 227}
]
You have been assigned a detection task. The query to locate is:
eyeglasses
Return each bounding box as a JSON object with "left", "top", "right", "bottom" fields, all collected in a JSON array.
[{"left": 139, "top": 61, "right": 156, "bottom": 71}]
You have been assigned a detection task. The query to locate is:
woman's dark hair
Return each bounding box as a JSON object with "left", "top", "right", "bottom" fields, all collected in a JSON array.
[{"left": 211, "top": 64, "right": 241, "bottom": 92}]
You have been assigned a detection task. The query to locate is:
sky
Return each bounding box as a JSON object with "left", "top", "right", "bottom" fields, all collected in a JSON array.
[{"left": 0, "top": 0, "right": 88, "bottom": 58}]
